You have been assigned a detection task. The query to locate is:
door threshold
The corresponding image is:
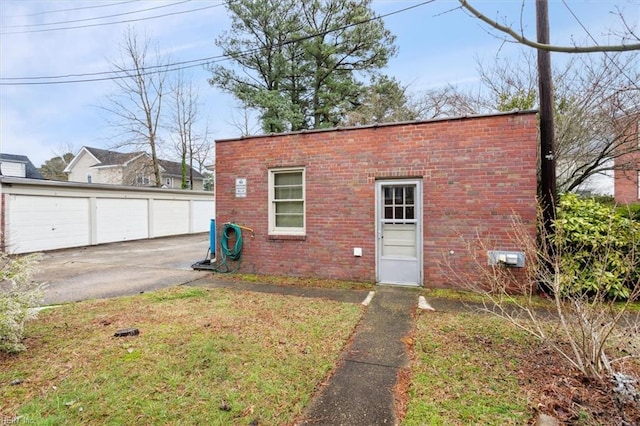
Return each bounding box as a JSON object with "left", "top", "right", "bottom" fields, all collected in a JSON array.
[{"left": 376, "top": 282, "right": 421, "bottom": 288}]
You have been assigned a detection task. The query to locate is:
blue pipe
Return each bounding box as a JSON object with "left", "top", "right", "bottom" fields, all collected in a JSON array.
[{"left": 210, "top": 219, "right": 216, "bottom": 258}]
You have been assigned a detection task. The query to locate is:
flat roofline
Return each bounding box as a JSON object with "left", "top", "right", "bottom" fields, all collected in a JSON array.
[
  {"left": 0, "top": 176, "right": 211, "bottom": 195},
  {"left": 215, "top": 109, "right": 538, "bottom": 143}
]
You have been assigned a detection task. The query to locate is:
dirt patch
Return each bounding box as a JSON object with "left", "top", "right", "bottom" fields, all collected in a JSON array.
[
  {"left": 518, "top": 345, "right": 640, "bottom": 425},
  {"left": 405, "top": 310, "right": 640, "bottom": 424}
]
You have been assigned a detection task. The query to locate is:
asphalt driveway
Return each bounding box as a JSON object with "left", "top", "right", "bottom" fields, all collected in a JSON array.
[{"left": 33, "top": 233, "right": 212, "bottom": 305}]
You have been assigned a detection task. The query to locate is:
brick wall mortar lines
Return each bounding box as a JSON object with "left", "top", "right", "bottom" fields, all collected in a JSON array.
[{"left": 216, "top": 113, "right": 538, "bottom": 288}]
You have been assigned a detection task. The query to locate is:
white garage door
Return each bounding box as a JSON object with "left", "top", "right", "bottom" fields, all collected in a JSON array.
[
  {"left": 153, "top": 200, "right": 190, "bottom": 237},
  {"left": 191, "top": 200, "right": 215, "bottom": 233},
  {"left": 96, "top": 198, "right": 148, "bottom": 243},
  {"left": 7, "top": 195, "right": 90, "bottom": 253}
]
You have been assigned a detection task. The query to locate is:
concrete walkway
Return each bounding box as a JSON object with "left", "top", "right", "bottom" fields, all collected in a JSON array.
[
  {"left": 191, "top": 278, "right": 422, "bottom": 425},
  {"left": 297, "top": 286, "right": 419, "bottom": 426}
]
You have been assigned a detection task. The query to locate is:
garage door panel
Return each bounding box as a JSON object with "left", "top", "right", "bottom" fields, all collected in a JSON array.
[
  {"left": 8, "top": 195, "right": 89, "bottom": 253},
  {"left": 153, "top": 200, "right": 190, "bottom": 237},
  {"left": 191, "top": 200, "right": 215, "bottom": 233},
  {"left": 96, "top": 199, "right": 148, "bottom": 243}
]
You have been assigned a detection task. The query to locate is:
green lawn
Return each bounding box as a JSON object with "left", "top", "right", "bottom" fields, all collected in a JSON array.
[
  {"left": 4, "top": 283, "right": 637, "bottom": 425},
  {"left": 403, "top": 311, "right": 534, "bottom": 425},
  {"left": 1, "top": 286, "right": 362, "bottom": 425}
]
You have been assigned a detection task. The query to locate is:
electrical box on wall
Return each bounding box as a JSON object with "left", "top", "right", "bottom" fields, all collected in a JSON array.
[{"left": 487, "top": 250, "right": 525, "bottom": 268}]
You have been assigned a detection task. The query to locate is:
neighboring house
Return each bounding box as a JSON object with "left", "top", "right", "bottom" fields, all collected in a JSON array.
[
  {"left": 614, "top": 117, "right": 640, "bottom": 204},
  {"left": 64, "top": 146, "right": 205, "bottom": 190},
  {"left": 215, "top": 111, "right": 538, "bottom": 289},
  {"left": 0, "top": 153, "right": 44, "bottom": 179}
]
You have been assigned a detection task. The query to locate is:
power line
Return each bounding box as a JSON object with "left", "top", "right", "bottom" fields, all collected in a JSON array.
[
  {"left": 4, "top": 0, "right": 139, "bottom": 18},
  {"left": 2, "top": 1, "right": 192, "bottom": 29},
  {"left": 561, "top": 0, "right": 639, "bottom": 90},
  {"left": 0, "top": 0, "right": 435, "bottom": 86},
  {"left": 0, "top": 2, "right": 226, "bottom": 35},
  {"left": 0, "top": 55, "right": 222, "bottom": 81}
]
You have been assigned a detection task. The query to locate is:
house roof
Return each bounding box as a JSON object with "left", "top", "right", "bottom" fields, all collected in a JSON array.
[
  {"left": 65, "top": 146, "right": 204, "bottom": 180},
  {"left": 84, "top": 146, "right": 146, "bottom": 167},
  {"left": 158, "top": 159, "right": 204, "bottom": 179},
  {"left": 0, "top": 153, "right": 44, "bottom": 179}
]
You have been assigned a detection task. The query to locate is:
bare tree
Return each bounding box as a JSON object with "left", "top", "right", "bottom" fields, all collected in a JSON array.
[
  {"left": 168, "top": 72, "right": 211, "bottom": 189},
  {"left": 103, "top": 27, "right": 169, "bottom": 187},
  {"left": 445, "top": 208, "right": 640, "bottom": 381},
  {"left": 456, "top": 0, "right": 640, "bottom": 214},
  {"left": 410, "top": 84, "right": 488, "bottom": 120},
  {"left": 555, "top": 54, "right": 640, "bottom": 192},
  {"left": 227, "top": 102, "right": 261, "bottom": 137},
  {"left": 457, "top": 0, "right": 640, "bottom": 53},
  {"left": 472, "top": 51, "right": 640, "bottom": 193}
]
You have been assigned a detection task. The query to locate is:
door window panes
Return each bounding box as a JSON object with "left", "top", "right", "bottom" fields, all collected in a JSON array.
[{"left": 383, "top": 185, "right": 416, "bottom": 222}]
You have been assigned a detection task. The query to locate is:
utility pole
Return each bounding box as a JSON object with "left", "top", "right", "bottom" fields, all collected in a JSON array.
[{"left": 536, "top": 0, "right": 558, "bottom": 292}]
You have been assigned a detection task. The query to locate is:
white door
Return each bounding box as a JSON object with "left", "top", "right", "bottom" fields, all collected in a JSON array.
[{"left": 376, "top": 180, "right": 422, "bottom": 286}]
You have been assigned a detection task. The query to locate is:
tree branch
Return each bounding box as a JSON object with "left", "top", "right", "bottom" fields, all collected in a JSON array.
[{"left": 459, "top": 0, "right": 640, "bottom": 53}]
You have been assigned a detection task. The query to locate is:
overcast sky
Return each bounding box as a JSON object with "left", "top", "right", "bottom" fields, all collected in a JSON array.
[{"left": 1, "top": 0, "right": 638, "bottom": 168}]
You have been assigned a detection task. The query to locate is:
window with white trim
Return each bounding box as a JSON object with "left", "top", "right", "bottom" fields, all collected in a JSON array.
[
  {"left": 638, "top": 171, "right": 640, "bottom": 199},
  {"left": 136, "top": 173, "right": 150, "bottom": 185},
  {"left": 87, "top": 173, "right": 92, "bottom": 183},
  {"left": 269, "top": 168, "right": 305, "bottom": 235}
]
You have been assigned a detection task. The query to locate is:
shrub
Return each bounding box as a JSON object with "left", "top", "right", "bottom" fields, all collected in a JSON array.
[
  {"left": 554, "top": 193, "right": 640, "bottom": 300},
  {"left": 447, "top": 207, "right": 640, "bottom": 379},
  {"left": 617, "top": 203, "right": 640, "bottom": 221},
  {"left": 0, "top": 252, "right": 46, "bottom": 353}
]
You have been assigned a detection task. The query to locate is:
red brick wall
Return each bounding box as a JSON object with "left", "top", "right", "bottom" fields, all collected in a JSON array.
[
  {"left": 615, "top": 168, "right": 639, "bottom": 204},
  {"left": 614, "top": 119, "right": 640, "bottom": 204},
  {"left": 215, "top": 112, "right": 538, "bottom": 288}
]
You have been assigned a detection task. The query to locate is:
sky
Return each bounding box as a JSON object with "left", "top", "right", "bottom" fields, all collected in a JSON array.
[{"left": 1, "top": 0, "right": 638, "bottom": 169}]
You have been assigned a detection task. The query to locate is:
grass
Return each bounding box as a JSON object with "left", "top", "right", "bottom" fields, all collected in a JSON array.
[
  {"left": 403, "top": 311, "right": 534, "bottom": 425},
  {"left": 1, "top": 286, "right": 362, "bottom": 425},
  {"left": 220, "top": 273, "right": 375, "bottom": 291},
  {"left": 3, "top": 279, "right": 638, "bottom": 424},
  {"left": 424, "top": 287, "right": 640, "bottom": 312}
]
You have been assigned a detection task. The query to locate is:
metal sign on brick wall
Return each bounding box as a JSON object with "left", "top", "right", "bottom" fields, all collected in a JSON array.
[{"left": 235, "top": 178, "right": 247, "bottom": 198}]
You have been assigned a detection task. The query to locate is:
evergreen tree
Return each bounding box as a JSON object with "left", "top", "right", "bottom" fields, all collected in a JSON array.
[{"left": 210, "top": 0, "right": 397, "bottom": 132}]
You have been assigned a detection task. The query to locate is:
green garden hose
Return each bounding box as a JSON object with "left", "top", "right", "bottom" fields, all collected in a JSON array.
[
  {"left": 221, "top": 223, "right": 243, "bottom": 262},
  {"left": 214, "top": 223, "right": 244, "bottom": 273},
  {"left": 191, "top": 222, "right": 250, "bottom": 273}
]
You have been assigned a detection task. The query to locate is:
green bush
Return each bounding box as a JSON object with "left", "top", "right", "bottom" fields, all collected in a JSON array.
[
  {"left": 588, "top": 194, "right": 615, "bottom": 206},
  {"left": 0, "top": 253, "right": 46, "bottom": 353},
  {"left": 554, "top": 194, "right": 640, "bottom": 299},
  {"left": 616, "top": 203, "right": 640, "bottom": 221}
]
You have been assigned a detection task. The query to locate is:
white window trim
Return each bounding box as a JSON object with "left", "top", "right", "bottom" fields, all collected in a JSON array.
[
  {"left": 136, "top": 173, "right": 150, "bottom": 185},
  {"left": 268, "top": 167, "right": 306, "bottom": 236},
  {"left": 637, "top": 171, "right": 640, "bottom": 200}
]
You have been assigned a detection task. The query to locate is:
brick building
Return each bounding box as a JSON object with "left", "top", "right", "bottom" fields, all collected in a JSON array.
[
  {"left": 214, "top": 111, "right": 538, "bottom": 288},
  {"left": 614, "top": 117, "right": 640, "bottom": 205}
]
